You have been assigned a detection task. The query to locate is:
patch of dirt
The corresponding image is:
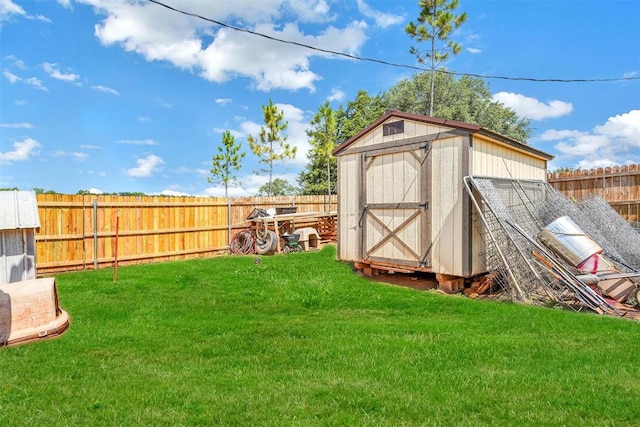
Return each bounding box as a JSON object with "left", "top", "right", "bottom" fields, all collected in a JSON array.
[{"left": 361, "top": 272, "right": 438, "bottom": 291}]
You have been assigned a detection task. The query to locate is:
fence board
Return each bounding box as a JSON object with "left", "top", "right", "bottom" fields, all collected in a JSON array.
[
  {"left": 35, "top": 194, "right": 337, "bottom": 275},
  {"left": 548, "top": 164, "right": 640, "bottom": 224}
]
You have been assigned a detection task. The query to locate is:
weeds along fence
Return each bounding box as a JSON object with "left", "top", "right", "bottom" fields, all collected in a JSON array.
[
  {"left": 35, "top": 194, "right": 337, "bottom": 275},
  {"left": 547, "top": 164, "right": 640, "bottom": 223}
]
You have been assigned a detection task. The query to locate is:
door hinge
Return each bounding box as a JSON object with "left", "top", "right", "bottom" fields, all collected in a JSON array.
[{"left": 419, "top": 202, "right": 429, "bottom": 209}]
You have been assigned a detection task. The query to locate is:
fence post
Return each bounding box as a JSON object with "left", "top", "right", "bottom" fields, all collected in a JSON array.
[
  {"left": 227, "top": 197, "right": 231, "bottom": 253},
  {"left": 93, "top": 199, "right": 98, "bottom": 270}
]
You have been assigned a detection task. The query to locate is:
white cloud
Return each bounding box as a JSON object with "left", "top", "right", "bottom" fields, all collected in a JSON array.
[
  {"left": 118, "top": 139, "right": 157, "bottom": 146},
  {"left": 173, "top": 166, "right": 194, "bottom": 174},
  {"left": 86, "top": 0, "right": 368, "bottom": 92},
  {"left": 126, "top": 154, "right": 164, "bottom": 177},
  {"left": 574, "top": 158, "right": 621, "bottom": 170},
  {"left": 212, "top": 128, "right": 244, "bottom": 139},
  {"left": 138, "top": 116, "right": 152, "bottom": 123},
  {"left": 33, "top": 14, "right": 51, "bottom": 23},
  {"left": 239, "top": 102, "right": 311, "bottom": 166},
  {"left": 0, "top": 137, "right": 41, "bottom": 163},
  {"left": 3, "top": 70, "right": 48, "bottom": 90},
  {"left": 3, "top": 69, "right": 21, "bottom": 83},
  {"left": 0, "top": 122, "right": 33, "bottom": 129},
  {"left": 215, "top": 98, "right": 232, "bottom": 106},
  {"left": 202, "top": 171, "right": 299, "bottom": 197},
  {"left": 92, "top": 85, "right": 119, "bottom": 95},
  {"left": 83, "top": 170, "right": 107, "bottom": 177},
  {"left": 356, "top": 0, "right": 403, "bottom": 28},
  {"left": 43, "top": 62, "right": 80, "bottom": 82},
  {"left": 24, "top": 76, "right": 48, "bottom": 91},
  {"left": 80, "top": 144, "right": 102, "bottom": 150},
  {"left": 538, "top": 129, "right": 584, "bottom": 142},
  {"left": 623, "top": 71, "right": 638, "bottom": 79},
  {"left": 239, "top": 120, "right": 262, "bottom": 139},
  {"left": 77, "top": 187, "right": 104, "bottom": 194},
  {"left": 594, "top": 110, "right": 640, "bottom": 144},
  {"left": 327, "top": 88, "right": 345, "bottom": 102},
  {"left": 157, "top": 189, "right": 191, "bottom": 197},
  {"left": 6, "top": 56, "right": 27, "bottom": 69},
  {"left": 0, "top": 0, "right": 26, "bottom": 22},
  {"left": 492, "top": 92, "right": 573, "bottom": 120},
  {"left": 1, "top": 1, "right": 51, "bottom": 23},
  {"left": 51, "top": 150, "right": 89, "bottom": 160},
  {"left": 467, "top": 47, "right": 482, "bottom": 54},
  {"left": 542, "top": 110, "right": 640, "bottom": 168},
  {"left": 287, "top": 0, "right": 334, "bottom": 23},
  {"left": 203, "top": 182, "right": 253, "bottom": 198}
]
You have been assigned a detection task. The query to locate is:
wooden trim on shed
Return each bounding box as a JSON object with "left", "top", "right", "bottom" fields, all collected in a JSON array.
[
  {"left": 462, "top": 134, "right": 471, "bottom": 276},
  {"left": 474, "top": 133, "right": 553, "bottom": 161},
  {"left": 423, "top": 143, "right": 432, "bottom": 268},
  {"left": 341, "top": 130, "right": 467, "bottom": 156},
  {"left": 333, "top": 110, "right": 554, "bottom": 162},
  {"left": 358, "top": 153, "right": 366, "bottom": 262}
]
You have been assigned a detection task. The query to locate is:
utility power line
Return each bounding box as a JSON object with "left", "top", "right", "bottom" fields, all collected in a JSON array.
[{"left": 148, "top": 0, "right": 638, "bottom": 84}]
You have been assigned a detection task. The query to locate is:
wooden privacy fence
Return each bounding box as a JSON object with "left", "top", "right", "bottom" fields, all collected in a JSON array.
[
  {"left": 547, "top": 163, "right": 640, "bottom": 223},
  {"left": 35, "top": 194, "right": 337, "bottom": 275}
]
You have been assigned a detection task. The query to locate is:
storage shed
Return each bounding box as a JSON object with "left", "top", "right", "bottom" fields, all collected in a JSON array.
[
  {"left": 0, "top": 191, "right": 40, "bottom": 283},
  {"left": 334, "top": 111, "right": 553, "bottom": 286}
]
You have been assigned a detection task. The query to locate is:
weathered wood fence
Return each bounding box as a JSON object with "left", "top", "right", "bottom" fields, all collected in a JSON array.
[
  {"left": 547, "top": 164, "right": 640, "bottom": 223},
  {"left": 36, "top": 194, "right": 336, "bottom": 275}
]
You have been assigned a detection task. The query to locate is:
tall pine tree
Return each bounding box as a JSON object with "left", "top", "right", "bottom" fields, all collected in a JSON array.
[
  {"left": 208, "top": 130, "right": 245, "bottom": 198},
  {"left": 405, "top": 0, "right": 467, "bottom": 116},
  {"left": 208, "top": 130, "right": 245, "bottom": 250},
  {"left": 248, "top": 99, "right": 296, "bottom": 197},
  {"left": 300, "top": 102, "right": 337, "bottom": 204}
]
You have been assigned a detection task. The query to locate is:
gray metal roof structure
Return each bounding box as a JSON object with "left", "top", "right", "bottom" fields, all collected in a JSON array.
[{"left": 0, "top": 191, "right": 41, "bottom": 231}]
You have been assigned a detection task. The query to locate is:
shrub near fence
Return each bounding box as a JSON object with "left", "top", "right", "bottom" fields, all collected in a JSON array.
[
  {"left": 36, "top": 194, "right": 337, "bottom": 275},
  {"left": 547, "top": 163, "right": 640, "bottom": 223}
]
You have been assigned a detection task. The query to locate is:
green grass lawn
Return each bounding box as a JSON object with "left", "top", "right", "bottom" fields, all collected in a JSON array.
[{"left": 2, "top": 245, "right": 640, "bottom": 426}]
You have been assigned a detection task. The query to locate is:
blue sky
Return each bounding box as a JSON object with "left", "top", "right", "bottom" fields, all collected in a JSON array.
[{"left": 1, "top": 0, "right": 639, "bottom": 196}]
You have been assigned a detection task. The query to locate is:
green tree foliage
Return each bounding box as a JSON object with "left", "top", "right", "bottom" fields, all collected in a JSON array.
[
  {"left": 384, "top": 72, "right": 532, "bottom": 141},
  {"left": 208, "top": 130, "right": 245, "bottom": 198},
  {"left": 299, "top": 102, "right": 338, "bottom": 199},
  {"left": 248, "top": 99, "right": 297, "bottom": 197},
  {"left": 552, "top": 166, "right": 580, "bottom": 173},
  {"left": 405, "top": 0, "right": 467, "bottom": 116},
  {"left": 117, "top": 192, "right": 147, "bottom": 196},
  {"left": 335, "top": 90, "right": 388, "bottom": 143},
  {"left": 77, "top": 190, "right": 145, "bottom": 195},
  {"left": 33, "top": 188, "right": 57, "bottom": 194},
  {"left": 0, "top": 187, "right": 19, "bottom": 191},
  {"left": 299, "top": 92, "right": 385, "bottom": 196},
  {"left": 257, "top": 178, "right": 297, "bottom": 196}
]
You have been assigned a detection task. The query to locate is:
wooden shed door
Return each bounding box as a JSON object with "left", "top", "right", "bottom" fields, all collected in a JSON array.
[{"left": 362, "top": 144, "right": 431, "bottom": 269}]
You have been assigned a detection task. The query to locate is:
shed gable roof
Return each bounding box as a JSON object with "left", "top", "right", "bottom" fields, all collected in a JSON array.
[
  {"left": 333, "top": 110, "right": 553, "bottom": 160},
  {"left": 0, "top": 191, "right": 41, "bottom": 230}
]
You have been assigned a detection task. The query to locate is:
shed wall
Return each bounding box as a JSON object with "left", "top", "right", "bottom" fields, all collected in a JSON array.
[
  {"left": 337, "top": 118, "right": 455, "bottom": 264},
  {"left": 0, "top": 191, "right": 40, "bottom": 283},
  {"left": 430, "top": 135, "right": 466, "bottom": 275},
  {"left": 337, "top": 154, "right": 361, "bottom": 261},
  {"left": 336, "top": 116, "right": 549, "bottom": 278},
  {"left": 469, "top": 135, "right": 548, "bottom": 274},
  {"left": 472, "top": 135, "right": 546, "bottom": 180},
  {"left": 0, "top": 191, "right": 40, "bottom": 230}
]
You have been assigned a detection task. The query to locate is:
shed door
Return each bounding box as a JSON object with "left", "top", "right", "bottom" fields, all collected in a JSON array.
[{"left": 362, "top": 144, "right": 431, "bottom": 268}]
